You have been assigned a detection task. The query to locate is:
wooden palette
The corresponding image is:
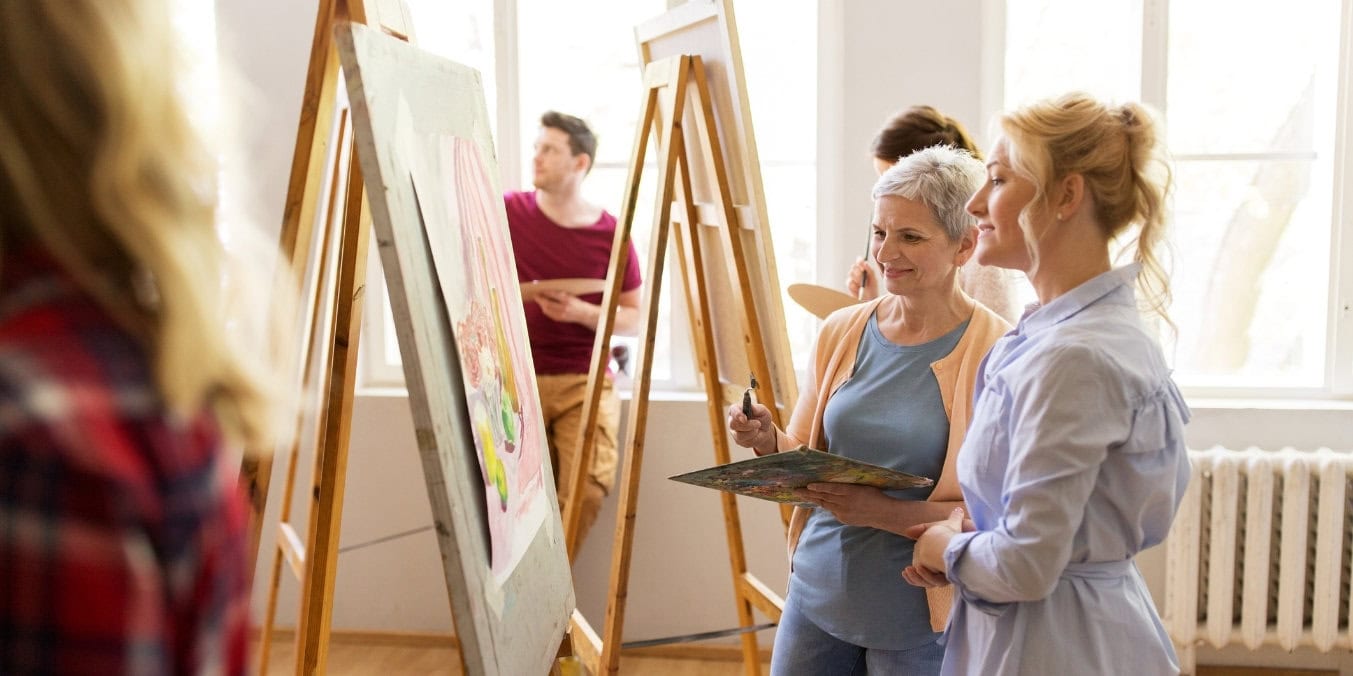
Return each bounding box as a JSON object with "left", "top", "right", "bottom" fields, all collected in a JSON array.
[
  {"left": 787, "top": 283, "right": 862, "bottom": 320},
  {"left": 518, "top": 277, "right": 607, "bottom": 302}
]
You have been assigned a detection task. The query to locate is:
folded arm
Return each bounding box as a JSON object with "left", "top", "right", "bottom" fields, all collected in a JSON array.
[{"left": 943, "top": 345, "right": 1127, "bottom": 603}]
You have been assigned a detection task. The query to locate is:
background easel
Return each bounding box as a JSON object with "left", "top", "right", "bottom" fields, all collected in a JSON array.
[
  {"left": 246, "top": 1, "right": 414, "bottom": 674},
  {"left": 564, "top": 5, "right": 798, "bottom": 673}
]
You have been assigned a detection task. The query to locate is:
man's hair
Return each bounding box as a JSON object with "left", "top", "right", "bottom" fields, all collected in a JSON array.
[{"left": 541, "top": 110, "right": 598, "bottom": 168}]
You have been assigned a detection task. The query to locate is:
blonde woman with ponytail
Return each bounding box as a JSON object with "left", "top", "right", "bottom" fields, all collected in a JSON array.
[
  {"left": 0, "top": 1, "right": 287, "bottom": 673},
  {"left": 902, "top": 93, "right": 1190, "bottom": 675}
]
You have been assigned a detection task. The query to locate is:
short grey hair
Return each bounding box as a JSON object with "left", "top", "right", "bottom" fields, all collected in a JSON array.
[{"left": 871, "top": 144, "right": 984, "bottom": 241}]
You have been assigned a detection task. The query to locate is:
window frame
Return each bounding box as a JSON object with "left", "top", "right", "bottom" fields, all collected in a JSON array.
[
  {"left": 987, "top": 0, "right": 1353, "bottom": 401},
  {"left": 1326, "top": 0, "right": 1353, "bottom": 397}
]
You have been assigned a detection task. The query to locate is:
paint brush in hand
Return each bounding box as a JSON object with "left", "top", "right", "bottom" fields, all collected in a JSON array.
[
  {"left": 742, "top": 372, "right": 758, "bottom": 417},
  {"left": 857, "top": 229, "right": 872, "bottom": 300}
]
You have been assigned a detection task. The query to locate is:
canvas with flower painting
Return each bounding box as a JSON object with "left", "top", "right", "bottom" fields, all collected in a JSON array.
[
  {"left": 409, "top": 130, "right": 551, "bottom": 586},
  {"left": 338, "top": 21, "right": 572, "bottom": 675}
]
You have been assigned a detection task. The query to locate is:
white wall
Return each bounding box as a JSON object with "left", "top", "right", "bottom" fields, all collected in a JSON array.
[
  {"left": 214, "top": 0, "right": 314, "bottom": 246},
  {"left": 817, "top": 1, "right": 987, "bottom": 285},
  {"left": 225, "top": 1, "right": 1353, "bottom": 672}
]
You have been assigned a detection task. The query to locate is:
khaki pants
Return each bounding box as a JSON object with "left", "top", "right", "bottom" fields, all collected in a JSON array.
[{"left": 535, "top": 373, "right": 619, "bottom": 548}]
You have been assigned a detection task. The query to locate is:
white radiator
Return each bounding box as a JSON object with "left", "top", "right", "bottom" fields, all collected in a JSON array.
[{"left": 1164, "top": 447, "right": 1353, "bottom": 674}]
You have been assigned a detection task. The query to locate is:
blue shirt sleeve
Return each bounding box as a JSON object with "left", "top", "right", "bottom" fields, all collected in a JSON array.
[{"left": 944, "top": 343, "right": 1132, "bottom": 603}]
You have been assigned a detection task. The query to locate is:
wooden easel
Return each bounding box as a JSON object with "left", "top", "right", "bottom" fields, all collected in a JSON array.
[
  {"left": 562, "top": 52, "right": 793, "bottom": 676},
  {"left": 246, "top": 1, "right": 414, "bottom": 674},
  {"left": 335, "top": 20, "right": 577, "bottom": 674}
]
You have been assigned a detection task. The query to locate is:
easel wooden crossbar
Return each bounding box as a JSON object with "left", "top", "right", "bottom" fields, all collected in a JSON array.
[{"left": 563, "top": 52, "right": 791, "bottom": 676}]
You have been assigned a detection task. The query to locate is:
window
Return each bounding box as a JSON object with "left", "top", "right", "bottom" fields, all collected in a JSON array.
[
  {"left": 739, "top": 1, "right": 818, "bottom": 372},
  {"left": 404, "top": 0, "right": 498, "bottom": 134},
  {"left": 362, "top": 0, "right": 820, "bottom": 391},
  {"left": 171, "top": 1, "right": 221, "bottom": 144},
  {"left": 170, "top": 0, "right": 226, "bottom": 234},
  {"left": 515, "top": 0, "right": 669, "bottom": 384},
  {"left": 173, "top": 0, "right": 255, "bottom": 261},
  {"left": 511, "top": 0, "right": 818, "bottom": 387},
  {"left": 1003, "top": 0, "right": 1352, "bottom": 397},
  {"left": 360, "top": 0, "right": 498, "bottom": 387}
]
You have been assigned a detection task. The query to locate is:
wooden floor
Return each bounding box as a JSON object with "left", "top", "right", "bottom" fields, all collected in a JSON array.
[
  {"left": 257, "top": 638, "right": 1332, "bottom": 675},
  {"left": 1197, "top": 669, "right": 1336, "bottom": 676},
  {"left": 257, "top": 638, "right": 769, "bottom": 675}
]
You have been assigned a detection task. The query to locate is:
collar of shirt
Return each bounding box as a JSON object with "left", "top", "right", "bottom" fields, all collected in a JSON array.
[{"left": 1016, "top": 263, "right": 1141, "bottom": 336}]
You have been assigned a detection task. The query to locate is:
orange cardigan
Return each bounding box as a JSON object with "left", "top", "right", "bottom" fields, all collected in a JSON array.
[{"left": 782, "top": 296, "right": 1011, "bottom": 631}]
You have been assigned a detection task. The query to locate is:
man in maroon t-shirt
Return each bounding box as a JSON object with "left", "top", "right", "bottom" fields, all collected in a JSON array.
[{"left": 506, "top": 111, "right": 642, "bottom": 547}]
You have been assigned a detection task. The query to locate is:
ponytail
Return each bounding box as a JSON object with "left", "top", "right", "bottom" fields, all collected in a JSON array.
[{"left": 1000, "top": 93, "right": 1175, "bottom": 330}]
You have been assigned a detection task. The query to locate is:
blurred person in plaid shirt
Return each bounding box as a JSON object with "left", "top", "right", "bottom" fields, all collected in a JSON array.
[{"left": 0, "top": 1, "right": 290, "bottom": 673}]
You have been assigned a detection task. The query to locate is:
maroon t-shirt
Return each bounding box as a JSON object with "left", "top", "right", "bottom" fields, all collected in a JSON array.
[{"left": 505, "top": 191, "right": 642, "bottom": 375}]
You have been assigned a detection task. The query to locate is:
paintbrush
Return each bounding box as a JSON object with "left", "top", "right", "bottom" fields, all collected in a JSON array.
[
  {"left": 742, "top": 372, "right": 758, "bottom": 417},
  {"left": 858, "top": 228, "right": 872, "bottom": 300}
]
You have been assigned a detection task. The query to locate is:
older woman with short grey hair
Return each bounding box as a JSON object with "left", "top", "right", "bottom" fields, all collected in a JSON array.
[
  {"left": 873, "top": 145, "right": 987, "bottom": 241},
  {"left": 726, "top": 144, "right": 1012, "bottom": 674}
]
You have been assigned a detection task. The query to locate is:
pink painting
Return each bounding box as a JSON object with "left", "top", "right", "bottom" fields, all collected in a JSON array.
[{"left": 410, "top": 131, "right": 549, "bottom": 585}]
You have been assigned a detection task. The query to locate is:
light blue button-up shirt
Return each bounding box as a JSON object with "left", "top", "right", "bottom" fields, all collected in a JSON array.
[{"left": 941, "top": 265, "right": 1191, "bottom": 676}]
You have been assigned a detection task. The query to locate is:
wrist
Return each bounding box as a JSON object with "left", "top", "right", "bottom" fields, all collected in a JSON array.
[
  {"left": 755, "top": 428, "right": 779, "bottom": 456},
  {"left": 919, "top": 527, "right": 955, "bottom": 571}
]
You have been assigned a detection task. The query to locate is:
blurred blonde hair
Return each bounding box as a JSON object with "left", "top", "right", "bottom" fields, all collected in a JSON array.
[
  {"left": 999, "top": 92, "right": 1174, "bottom": 326},
  {"left": 0, "top": 0, "right": 290, "bottom": 450}
]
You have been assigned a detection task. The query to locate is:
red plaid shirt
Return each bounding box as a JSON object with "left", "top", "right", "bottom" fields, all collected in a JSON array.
[{"left": 0, "top": 249, "right": 249, "bottom": 675}]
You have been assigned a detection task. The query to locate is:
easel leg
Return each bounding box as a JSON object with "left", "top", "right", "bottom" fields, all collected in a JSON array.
[
  {"left": 591, "top": 58, "right": 694, "bottom": 676},
  {"left": 686, "top": 55, "right": 789, "bottom": 675},
  {"left": 294, "top": 149, "right": 372, "bottom": 676},
  {"left": 561, "top": 62, "right": 669, "bottom": 562},
  {"left": 669, "top": 131, "right": 763, "bottom": 676},
  {"left": 566, "top": 53, "right": 783, "bottom": 676},
  {"left": 242, "top": 455, "right": 273, "bottom": 575},
  {"left": 257, "top": 103, "right": 353, "bottom": 674}
]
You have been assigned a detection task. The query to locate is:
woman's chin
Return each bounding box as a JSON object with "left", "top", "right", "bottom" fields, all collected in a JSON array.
[{"left": 973, "top": 248, "right": 1016, "bottom": 271}]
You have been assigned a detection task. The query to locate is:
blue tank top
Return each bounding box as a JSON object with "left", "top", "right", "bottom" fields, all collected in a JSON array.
[{"left": 788, "top": 312, "right": 968, "bottom": 649}]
